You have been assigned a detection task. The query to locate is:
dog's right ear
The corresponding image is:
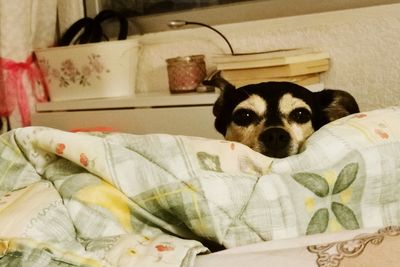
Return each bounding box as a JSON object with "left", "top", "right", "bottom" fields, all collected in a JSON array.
[{"left": 203, "top": 71, "right": 236, "bottom": 135}]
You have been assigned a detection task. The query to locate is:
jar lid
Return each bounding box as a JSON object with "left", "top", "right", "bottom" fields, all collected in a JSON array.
[{"left": 166, "top": 54, "right": 205, "bottom": 64}]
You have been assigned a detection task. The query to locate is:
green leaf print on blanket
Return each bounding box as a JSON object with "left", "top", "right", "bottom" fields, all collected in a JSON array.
[
  {"left": 332, "top": 163, "right": 358, "bottom": 194},
  {"left": 306, "top": 208, "right": 329, "bottom": 234},
  {"left": 331, "top": 202, "right": 359, "bottom": 230},
  {"left": 197, "top": 152, "right": 222, "bottom": 172},
  {"left": 293, "top": 163, "right": 360, "bottom": 235},
  {"left": 292, "top": 173, "right": 329, "bottom": 198}
]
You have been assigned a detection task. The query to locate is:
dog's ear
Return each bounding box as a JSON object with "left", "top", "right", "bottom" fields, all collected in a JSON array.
[
  {"left": 203, "top": 71, "right": 236, "bottom": 117},
  {"left": 203, "top": 71, "right": 236, "bottom": 135},
  {"left": 314, "top": 89, "right": 360, "bottom": 128}
]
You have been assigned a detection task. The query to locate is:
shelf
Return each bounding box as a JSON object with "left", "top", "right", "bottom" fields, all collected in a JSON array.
[
  {"left": 36, "top": 91, "right": 219, "bottom": 112},
  {"left": 36, "top": 83, "right": 324, "bottom": 112}
]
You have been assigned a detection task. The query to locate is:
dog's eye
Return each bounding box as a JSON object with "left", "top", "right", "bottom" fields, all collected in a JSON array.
[
  {"left": 289, "top": 108, "right": 311, "bottom": 123},
  {"left": 232, "top": 109, "right": 259, "bottom": 126}
]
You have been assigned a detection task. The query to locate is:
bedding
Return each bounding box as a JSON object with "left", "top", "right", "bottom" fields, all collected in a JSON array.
[
  {"left": 0, "top": 106, "right": 400, "bottom": 266},
  {"left": 195, "top": 225, "right": 400, "bottom": 267}
]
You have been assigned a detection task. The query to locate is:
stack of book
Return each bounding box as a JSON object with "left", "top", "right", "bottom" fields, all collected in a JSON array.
[{"left": 212, "top": 48, "right": 330, "bottom": 89}]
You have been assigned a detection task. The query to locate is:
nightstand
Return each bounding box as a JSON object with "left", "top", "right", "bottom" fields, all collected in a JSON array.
[{"left": 32, "top": 91, "right": 222, "bottom": 139}]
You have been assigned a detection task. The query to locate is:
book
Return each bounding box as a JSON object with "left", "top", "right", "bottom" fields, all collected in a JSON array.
[
  {"left": 221, "top": 59, "right": 329, "bottom": 81},
  {"left": 215, "top": 51, "right": 330, "bottom": 70},
  {"left": 303, "top": 83, "right": 324, "bottom": 92},
  {"left": 212, "top": 47, "right": 314, "bottom": 64},
  {"left": 227, "top": 73, "right": 321, "bottom": 88}
]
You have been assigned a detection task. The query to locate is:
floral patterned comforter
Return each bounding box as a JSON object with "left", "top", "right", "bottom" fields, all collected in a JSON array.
[{"left": 0, "top": 106, "right": 400, "bottom": 266}]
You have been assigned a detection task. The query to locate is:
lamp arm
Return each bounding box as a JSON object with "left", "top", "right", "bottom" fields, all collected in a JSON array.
[{"left": 185, "top": 21, "right": 235, "bottom": 55}]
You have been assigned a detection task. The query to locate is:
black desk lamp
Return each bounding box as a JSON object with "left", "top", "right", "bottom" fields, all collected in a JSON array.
[{"left": 167, "top": 20, "right": 235, "bottom": 55}]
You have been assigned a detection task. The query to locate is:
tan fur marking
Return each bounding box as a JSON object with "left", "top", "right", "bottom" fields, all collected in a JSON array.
[
  {"left": 234, "top": 95, "right": 267, "bottom": 116},
  {"left": 278, "top": 94, "right": 313, "bottom": 155},
  {"left": 287, "top": 122, "right": 314, "bottom": 155},
  {"left": 225, "top": 120, "right": 266, "bottom": 152},
  {"left": 227, "top": 95, "right": 267, "bottom": 152},
  {"left": 279, "top": 93, "right": 311, "bottom": 115},
  {"left": 324, "top": 96, "right": 351, "bottom": 121}
]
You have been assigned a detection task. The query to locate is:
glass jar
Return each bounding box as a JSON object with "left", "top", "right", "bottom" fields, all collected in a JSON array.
[{"left": 166, "top": 55, "right": 206, "bottom": 93}]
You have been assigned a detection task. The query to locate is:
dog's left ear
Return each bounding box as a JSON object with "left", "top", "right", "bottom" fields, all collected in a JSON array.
[
  {"left": 203, "top": 70, "right": 236, "bottom": 116},
  {"left": 203, "top": 71, "right": 236, "bottom": 135},
  {"left": 314, "top": 89, "right": 360, "bottom": 128}
]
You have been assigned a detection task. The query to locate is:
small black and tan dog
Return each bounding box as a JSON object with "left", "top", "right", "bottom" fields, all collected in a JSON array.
[{"left": 206, "top": 75, "right": 359, "bottom": 158}]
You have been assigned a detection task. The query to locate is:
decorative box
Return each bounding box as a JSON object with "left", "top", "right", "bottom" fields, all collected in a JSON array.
[{"left": 35, "top": 38, "right": 140, "bottom": 101}]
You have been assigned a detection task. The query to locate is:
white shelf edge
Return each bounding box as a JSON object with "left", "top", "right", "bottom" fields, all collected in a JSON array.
[{"left": 36, "top": 91, "right": 220, "bottom": 112}]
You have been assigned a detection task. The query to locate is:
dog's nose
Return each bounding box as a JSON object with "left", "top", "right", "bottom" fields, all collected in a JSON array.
[{"left": 260, "top": 128, "right": 290, "bottom": 155}]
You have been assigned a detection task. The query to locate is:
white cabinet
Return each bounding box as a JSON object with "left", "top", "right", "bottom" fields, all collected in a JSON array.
[{"left": 32, "top": 91, "right": 222, "bottom": 139}]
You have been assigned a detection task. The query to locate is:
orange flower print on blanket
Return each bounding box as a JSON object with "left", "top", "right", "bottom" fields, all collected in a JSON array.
[
  {"left": 80, "top": 153, "right": 89, "bottom": 167},
  {"left": 230, "top": 142, "right": 235, "bottom": 150},
  {"left": 374, "top": 128, "right": 389, "bottom": 139},
  {"left": 55, "top": 143, "right": 65, "bottom": 155},
  {"left": 155, "top": 242, "right": 175, "bottom": 252},
  {"left": 354, "top": 113, "right": 367, "bottom": 119}
]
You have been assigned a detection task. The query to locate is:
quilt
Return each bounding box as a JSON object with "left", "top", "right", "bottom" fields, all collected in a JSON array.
[{"left": 0, "top": 106, "right": 400, "bottom": 266}]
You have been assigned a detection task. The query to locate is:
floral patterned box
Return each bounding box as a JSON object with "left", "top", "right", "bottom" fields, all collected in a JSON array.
[{"left": 35, "top": 38, "right": 140, "bottom": 101}]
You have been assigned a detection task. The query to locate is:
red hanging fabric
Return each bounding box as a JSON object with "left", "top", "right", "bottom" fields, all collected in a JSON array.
[{"left": 0, "top": 54, "right": 49, "bottom": 126}]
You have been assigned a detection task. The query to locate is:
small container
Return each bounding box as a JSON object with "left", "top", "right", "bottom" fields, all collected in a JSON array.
[{"left": 166, "top": 55, "right": 206, "bottom": 93}]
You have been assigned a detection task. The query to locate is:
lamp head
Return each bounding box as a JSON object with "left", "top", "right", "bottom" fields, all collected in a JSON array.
[
  {"left": 166, "top": 19, "right": 235, "bottom": 55},
  {"left": 167, "top": 20, "right": 188, "bottom": 29}
]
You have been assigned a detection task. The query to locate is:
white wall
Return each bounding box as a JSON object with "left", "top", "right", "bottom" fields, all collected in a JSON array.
[{"left": 135, "top": 3, "right": 400, "bottom": 111}]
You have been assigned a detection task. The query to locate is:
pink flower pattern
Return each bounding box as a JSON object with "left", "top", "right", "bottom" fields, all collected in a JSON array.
[{"left": 38, "top": 53, "right": 110, "bottom": 88}]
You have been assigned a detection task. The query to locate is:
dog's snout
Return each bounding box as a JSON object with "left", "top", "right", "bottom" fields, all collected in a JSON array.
[{"left": 259, "top": 128, "right": 291, "bottom": 157}]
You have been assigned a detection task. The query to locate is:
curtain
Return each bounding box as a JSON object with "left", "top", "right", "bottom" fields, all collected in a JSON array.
[{"left": 0, "top": 0, "right": 84, "bottom": 133}]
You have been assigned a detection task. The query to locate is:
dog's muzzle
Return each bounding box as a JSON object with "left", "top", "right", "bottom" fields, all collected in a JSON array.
[{"left": 259, "top": 127, "right": 291, "bottom": 158}]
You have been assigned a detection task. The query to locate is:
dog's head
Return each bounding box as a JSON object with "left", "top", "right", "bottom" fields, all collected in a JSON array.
[{"left": 207, "top": 75, "right": 359, "bottom": 158}]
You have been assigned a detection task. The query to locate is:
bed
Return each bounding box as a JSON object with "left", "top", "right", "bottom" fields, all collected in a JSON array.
[{"left": 0, "top": 106, "right": 399, "bottom": 266}]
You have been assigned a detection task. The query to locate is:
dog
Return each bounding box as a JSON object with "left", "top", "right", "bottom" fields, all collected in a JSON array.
[{"left": 205, "top": 75, "right": 359, "bottom": 158}]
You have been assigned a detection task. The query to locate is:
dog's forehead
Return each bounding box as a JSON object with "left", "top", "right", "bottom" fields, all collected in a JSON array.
[
  {"left": 234, "top": 94, "right": 267, "bottom": 115},
  {"left": 238, "top": 82, "right": 312, "bottom": 97},
  {"left": 235, "top": 82, "right": 314, "bottom": 110},
  {"left": 279, "top": 93, "right": 311, "bottom": 114}
]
